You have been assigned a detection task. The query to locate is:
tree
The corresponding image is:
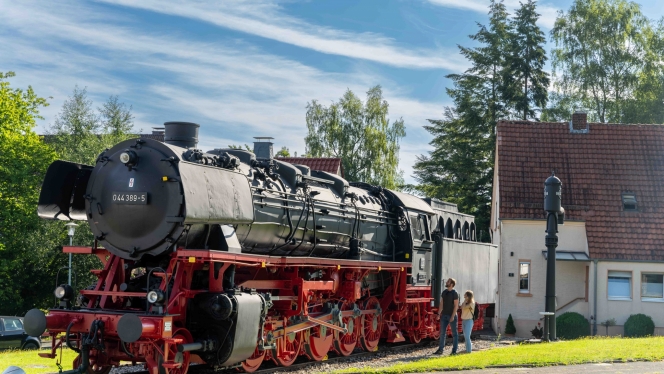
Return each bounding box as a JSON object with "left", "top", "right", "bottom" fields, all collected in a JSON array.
[
  {"left": 228, "top": 144, "right": 252, "bottom": 152},
  {"left": 413, "top": 0, "right": 511, "bottom": 240},
  {"left": 276, "top": 146, "right": 290, "bottom": 157},
  {"left": 0, "top": 72, "right": 58, "bottom": 313},
  {"left": 48, "top": 87, "right": 134, "bottom": 164},
  {"left": 100, "top": 95, "right": 133, "bottom": 136},
  {"left": 505, "top": 313, "right": 517, "bottom": 334},
  {"left": 305, "top": 85, "right": 406, "bottom": 189},
  {"left": 551, "top": 0, "right": 663, "bottom": 123},
  {"left": 503, "top": 0, "right": 549, "bottom": 120}
]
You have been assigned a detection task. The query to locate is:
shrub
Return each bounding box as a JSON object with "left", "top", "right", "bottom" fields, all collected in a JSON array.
[
  {"left": 624, "top": 314, "right": 655, "bottom": 337},
  {"left": 531, "top": 322, "right": 543, "bottom": 339},
  {"left": 505, "top": 314, "right": 516, "bottom": 335},
  {"left": 556, "top": 312, "right": 590, "bottom": 340}
]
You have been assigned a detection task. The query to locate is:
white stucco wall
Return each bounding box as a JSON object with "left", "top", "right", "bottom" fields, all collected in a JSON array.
[
  {"left": 590, "top": 261, "right": 664, "bottom": 336},
  {"left": 496, "top": 219, "right": 664, "bottom": 337},
  {"left": 497, "top": 220, "right": 589, "bottom": 337}
]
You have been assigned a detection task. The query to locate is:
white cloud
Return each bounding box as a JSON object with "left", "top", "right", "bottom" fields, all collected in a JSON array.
[
  {"left": 0, "top": 0, "right": 447, "bottom": 183},
  {"left": 97, "top": 0, "right": 467, "bottom": 70},
  {"left": 427, "top": 0, "right": 560, "bottom": 29}
]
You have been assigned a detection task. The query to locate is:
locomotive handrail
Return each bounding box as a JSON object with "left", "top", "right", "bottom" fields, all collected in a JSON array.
[{"left": 250, "top": 188, "right": 398, "bottom": 216}]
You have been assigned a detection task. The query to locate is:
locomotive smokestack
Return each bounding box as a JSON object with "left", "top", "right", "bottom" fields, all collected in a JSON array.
[
  {"left": 253, "top": 137, "right": 274, "bottom": 159},
  {"left": 164, "top": 122, "right": 200, "bottom": 148}
]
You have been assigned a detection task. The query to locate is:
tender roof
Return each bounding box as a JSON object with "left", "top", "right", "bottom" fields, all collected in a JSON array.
[
  {"left": 497, "top": 121, "right": 664, "bottom": 261},
  {"left": 276, "top": 157, "right": 344, "bottom": 177}
]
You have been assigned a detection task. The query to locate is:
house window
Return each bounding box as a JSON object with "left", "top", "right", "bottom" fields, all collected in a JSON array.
[
  {"left": 642, "top": 273, "right": 664, "bottom": 300},
  {"left": 519, "top": 261, "right": 530, "bottom": 293},
  {"left": 622, "top": 193, "right": 637, "bottom": 211},
  {"left": 608, "top": 271, "right": 632, "bottom": 300}
]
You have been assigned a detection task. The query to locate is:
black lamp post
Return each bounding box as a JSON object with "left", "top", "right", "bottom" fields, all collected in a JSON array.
[{"left": 543, "top": 172, "right": 564, "bottom": 341}]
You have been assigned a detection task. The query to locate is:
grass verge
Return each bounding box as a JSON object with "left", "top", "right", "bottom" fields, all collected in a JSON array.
[
  {"left": 0, "top": 348, "right": 78, "bottom": 374},
  {"left": 336, "top": 336, "right": 664, "bottom": 373}
]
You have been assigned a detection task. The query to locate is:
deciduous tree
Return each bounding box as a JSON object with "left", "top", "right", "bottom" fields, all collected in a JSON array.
[
  {"left": 0, "top": 72, "right": 58, "bottom": 313},
  {"left": 551, "top": 0, "right": 663, "bottom": 123},
  {"left": 305, "top": 85, "right": 406, "bottom": 189},
  {"left": 276, "top": 146, "right": 290, "bottom": 157}
]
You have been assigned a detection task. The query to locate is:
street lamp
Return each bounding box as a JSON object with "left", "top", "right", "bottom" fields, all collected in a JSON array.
[{"left": 65, "top": 222, "right": 78, "bottom": 286}]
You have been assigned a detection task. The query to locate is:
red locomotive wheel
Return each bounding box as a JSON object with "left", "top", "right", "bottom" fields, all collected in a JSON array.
[
  {"left": 304, "top": 323, "right": 333, "bottom": 361},
  {"left": 157, "top": 328, "right": 192, "bottom": 374},
  {"left": 430, "top": 314, "right": 441, "bottom": 340},
  {"left": 408, "top": 305, "right": 423, "bottom": 343},
  {"left": 240, "top": 345, "right": 265, "bottom": 373},
  {"left": 408, "top": 330, "right": 423, "bottom": 343},
  {"left": 359, "top": 297, "right": 382, "bottom": 352},
  {"left": 272, "top": 331, "right": 303, "bottom": 367},
  {"left": 333, "top": 301, "right": 359, "bottom": 356},
  {"left": 73, "top": 351, "right": 112, "bottom": 374}
]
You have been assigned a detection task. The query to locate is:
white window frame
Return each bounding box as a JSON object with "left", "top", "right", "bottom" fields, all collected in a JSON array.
[
  {"left": 518, "top": 260, "right": 531, "bottom": 294},
  {"left": 607, "top": 270, "right": 632, "bottom": 301},
  {"left": 641, "top": 272, "right": 664, "bottom": 302}
]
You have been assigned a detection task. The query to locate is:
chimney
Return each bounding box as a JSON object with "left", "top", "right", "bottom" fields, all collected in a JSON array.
[
  {"left": 253, "top": 137, "right": 274, "bottom": 159},
  {"left": 571, "top": 111, "right": 588, "bottom": 133},
  {"left": 294, "top": 151, "right": 297, "bottom": 157},
  {"left": 151, "top": 127, "right": 165, "bottom": 135},
  {"left": 164, "top": 122, "right": 200, "bottom": 148}
]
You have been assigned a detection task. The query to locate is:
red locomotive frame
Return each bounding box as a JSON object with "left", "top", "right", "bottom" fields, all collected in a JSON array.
[{"left": 39, "top": 245, "right": 485, "bottom": 374}]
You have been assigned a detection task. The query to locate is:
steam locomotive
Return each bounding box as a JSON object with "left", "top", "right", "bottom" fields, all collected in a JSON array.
[{"left": 25, "top": 122, "right": 496, "bottom": 374}]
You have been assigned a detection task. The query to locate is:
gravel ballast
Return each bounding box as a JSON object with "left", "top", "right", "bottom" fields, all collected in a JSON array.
[{"left": 109, "top": 338, "right": 500, "bottom": 374}]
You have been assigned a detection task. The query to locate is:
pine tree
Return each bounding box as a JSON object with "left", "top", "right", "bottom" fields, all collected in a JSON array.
[
  {"left": 413, "top": 0, "right": 509, "bottom": 240},
  {"left": 503, "top": 0, "right": 549, "bottom": 120},
  {"left": 505, "top": 314, "right": 517, "bottom": 334}
]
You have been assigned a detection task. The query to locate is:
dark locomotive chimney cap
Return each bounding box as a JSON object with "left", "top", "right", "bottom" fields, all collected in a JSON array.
[{"left": 164, "top": 122, "right": 200, "bottom": 148}]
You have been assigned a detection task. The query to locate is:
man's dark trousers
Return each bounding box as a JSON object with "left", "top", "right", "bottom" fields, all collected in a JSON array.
[{"left": 438, "top": 314, "right": 458, "bottom": 353}]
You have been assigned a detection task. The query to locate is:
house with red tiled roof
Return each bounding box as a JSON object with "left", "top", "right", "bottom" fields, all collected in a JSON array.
[
  {"left": 491, "top": 112, "right": 664, "bottom": 337},
  {"left": 276, "top": 157, "right": 344, "bottom": 177}
]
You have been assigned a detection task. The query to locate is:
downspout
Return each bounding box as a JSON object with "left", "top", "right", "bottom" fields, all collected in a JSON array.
[{"left": 593, "top": 259, "right": 598, "bottom": 336}]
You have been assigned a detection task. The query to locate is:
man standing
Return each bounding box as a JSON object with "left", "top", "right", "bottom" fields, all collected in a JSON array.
[{"left": 433, "top": 277, "right": 459, "bottom": 355}]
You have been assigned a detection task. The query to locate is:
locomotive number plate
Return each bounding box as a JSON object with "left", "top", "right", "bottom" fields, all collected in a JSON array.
[{"left": 112, "top": 192, "right": 147, "bottom": 205}]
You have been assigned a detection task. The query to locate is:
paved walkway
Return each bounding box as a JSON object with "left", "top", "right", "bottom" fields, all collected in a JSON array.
[{"left": 428, "top": 361, "right": 664, "bottom": 373}]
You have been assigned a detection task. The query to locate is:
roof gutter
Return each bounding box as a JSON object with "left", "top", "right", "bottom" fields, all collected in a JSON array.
[{"left": 593, "top": 259, "right": 598, "bottom": 336}]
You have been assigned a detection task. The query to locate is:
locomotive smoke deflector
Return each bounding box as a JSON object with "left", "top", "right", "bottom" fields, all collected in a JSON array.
[{"left": 38, "top": 160, "right": 93, "bottom": 221}]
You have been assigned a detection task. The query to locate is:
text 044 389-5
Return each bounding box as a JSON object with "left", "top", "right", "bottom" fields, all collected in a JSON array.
[{"left": 112, "top": 192, "right": 148, "bottom": 205}]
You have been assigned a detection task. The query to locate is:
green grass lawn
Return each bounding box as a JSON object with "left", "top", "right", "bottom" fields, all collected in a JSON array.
[
  {"left": 0, "top": 348, "right": 78, "bottom": 374},
  {"left": 337, "top": 336, "right": 664, "bottom": 373}
]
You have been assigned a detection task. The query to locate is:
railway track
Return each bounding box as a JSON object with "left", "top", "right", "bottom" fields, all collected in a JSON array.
[
  {"left": 117, "top": 341, "right": 431, "bottom": 374},
  {"left": 251, "top": 341, "right": 429, "bottom": 374}
]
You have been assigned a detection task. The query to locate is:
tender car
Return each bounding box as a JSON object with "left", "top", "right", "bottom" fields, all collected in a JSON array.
[{"left": 0, "top": 317, "right": 41, "bottom": 350}]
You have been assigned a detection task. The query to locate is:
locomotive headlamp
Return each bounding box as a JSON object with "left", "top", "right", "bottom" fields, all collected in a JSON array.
[
  {"left": 119, "top": 150, "right": 138, "bottom": 166},
  {"left": 54, "top": 284, "right": 74, "bottom": 301},
  {"left": 147, "top": 290, "right": 165, "bottom": 305}
]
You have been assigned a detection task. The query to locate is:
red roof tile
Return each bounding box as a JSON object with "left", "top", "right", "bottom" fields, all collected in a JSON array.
[
  {"left": 276, "top": 157, "right": 344, "bottom": 177},
  {"left": 496, "top": 121, "right": 664, "bottom": 261}
]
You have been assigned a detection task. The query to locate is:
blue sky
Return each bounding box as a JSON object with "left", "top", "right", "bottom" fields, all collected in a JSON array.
[{"left": 2, "top": 0, "right": 662, "bottom": 184}]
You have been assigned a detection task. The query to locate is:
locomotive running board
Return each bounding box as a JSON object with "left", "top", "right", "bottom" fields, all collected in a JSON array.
[{"left": 176, "top": 249, "right": 412, "bottom": 269}]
